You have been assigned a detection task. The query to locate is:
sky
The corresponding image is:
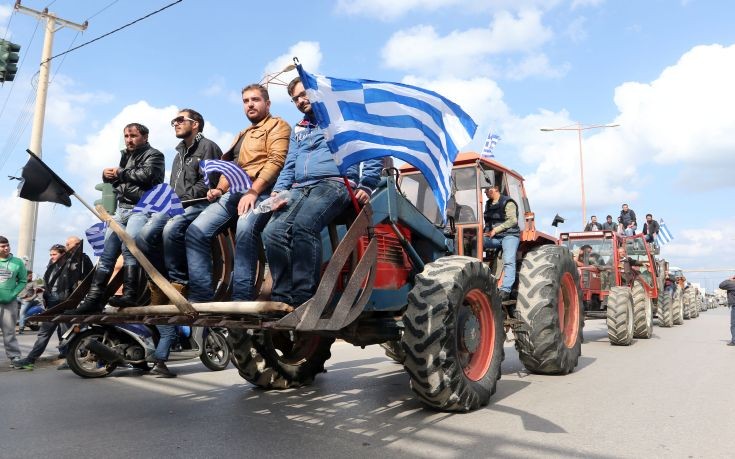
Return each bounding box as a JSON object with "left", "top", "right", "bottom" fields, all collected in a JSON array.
[{"left": 0, "top": 0, "right": 733, "bottom": 291}]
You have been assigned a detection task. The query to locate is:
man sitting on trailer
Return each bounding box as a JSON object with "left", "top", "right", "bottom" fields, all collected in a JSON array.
[{"left": 482, "top": 184, "right": 520, "bottom": 303}]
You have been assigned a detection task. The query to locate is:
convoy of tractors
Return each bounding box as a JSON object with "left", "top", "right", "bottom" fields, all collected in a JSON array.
[{"left": 32, "top": 152, "right": 714, "bottom": 413}]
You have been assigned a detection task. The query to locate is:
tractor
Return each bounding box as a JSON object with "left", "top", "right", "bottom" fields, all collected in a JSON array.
[
  {"left": 558, "top": 230, "right": 669, "bottom": 345},
  {"left": 32, "top": 152, "right": 583, "bottom": 412}
]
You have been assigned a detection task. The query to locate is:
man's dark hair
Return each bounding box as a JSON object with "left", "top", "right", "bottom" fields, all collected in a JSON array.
[
  {"left": 181, "top": 108, "right": 205, "bottom": 133},
  {"left": 606, "top": 215, "right": 613, "bottom": 219},
  {"left": 622, "top": 203, "right": 628, "bottom": 207},
  {"left": 50, "top": 244, "right": 66, "bottom": 253},
  {"left": 591, "top": 215, "right": 597, "bottom": 219},
  {"left": 0, "top": 235, "right": 8, "bottom": 244},
  {"left": 241, "top": 83, "right": 270, "bottom": 101},
  {"left": 646, "top": 213, "right": 652, "bottom": 218},
  {"left": 124, "top": 123, "right": 149, "bottom": 136},
  {"left": 287, "top": 77, "right": 301, "bottom": 97}
]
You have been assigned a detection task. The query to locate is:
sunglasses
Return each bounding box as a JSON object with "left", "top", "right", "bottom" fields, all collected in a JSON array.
[{"left": 171, "top": 116, "right": 196, "bottom": 127}]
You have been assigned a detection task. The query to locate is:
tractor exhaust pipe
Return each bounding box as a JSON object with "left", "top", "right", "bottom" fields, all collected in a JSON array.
[{"left": 85, "top": 340, "right": 124, "bottom": 364}]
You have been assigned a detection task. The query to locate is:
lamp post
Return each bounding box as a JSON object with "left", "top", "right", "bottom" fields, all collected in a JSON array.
[{"left": 540, "top": 122, "right": 619, "bottom": 227}]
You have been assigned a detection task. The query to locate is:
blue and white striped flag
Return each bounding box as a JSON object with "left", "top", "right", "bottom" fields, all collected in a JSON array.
[
  {"left": 481, "top": 132, "right": 500, "bottom": 159},
  {"left": 296, "top": 65, "right": 477, "bottom": 219},
  {"left": 657, "top": 219, "right": 674, "bottom": 245},
  {"left": 85, "top": 222, "right": 107, "bottom": 257},
  {"left": 133, "top": 184, "right": 184, "bottom": 217},
  {"left": 199, "top": 160, "right": 253, "bottom": 193}
]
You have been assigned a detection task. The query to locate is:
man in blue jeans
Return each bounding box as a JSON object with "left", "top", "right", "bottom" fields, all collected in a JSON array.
[
  {"left": 482, "top": 184, "right": 520, "bottom": 303},
  {"left": 185, "top": 84, "right": 290, "bottom": 303},
  {"left": 262, "top": 77, "right": 382, "bottom": 306},
  {"left": 719, "top": 276, "right": 735, "bottom": 346},
  {"left": 65, "top": 123, "right": 164, "bottom": 314}
]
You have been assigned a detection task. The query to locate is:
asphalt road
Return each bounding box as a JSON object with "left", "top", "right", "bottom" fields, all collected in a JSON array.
[{"left": 2, "top": 307, "right": 733, "bottom": 459}]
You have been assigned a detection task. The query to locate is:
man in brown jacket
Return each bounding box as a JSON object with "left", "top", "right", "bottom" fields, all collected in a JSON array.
[{"left": 186, "top": 84, "right": 290, "bottom": 302}]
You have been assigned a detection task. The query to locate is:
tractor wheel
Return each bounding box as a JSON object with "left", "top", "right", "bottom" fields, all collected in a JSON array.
[
  {"left": 672, "top": 287, "right": 684, "bottom": 325},
  {"left": 227, "top": 329, "right": 334, "bottom": 389},
  {"left": 514, "top": 245, "right": 583, "bottom": 375},
  {"left": 380, "top": 340, "right": 406, "bottom": 364},
  {"left": 401, "top": 256, "right": 504, "bottom": 412},
  {"left": 632, "top": 280, "right": 653, "bottom": 339},
  {"left": 607, "top": 286, "right": 634, "bottom": 346},
  {"left": 657, "top": 290, "right": 673, "bottom": 328}
]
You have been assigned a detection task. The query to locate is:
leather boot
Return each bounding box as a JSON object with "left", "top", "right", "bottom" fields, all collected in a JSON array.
[
  {"left": 151, "top": 360, "right": 176, "bottom": 378},
  {"left": 64, "top": 269, "right": 112, "bottom": 315},
  {"left": 108, "top": 266, "right": 142, "bottom": 308},
  {"left": 171, "top": 282, "right": 188, "bottom": 299},
  {"left": 148, "top": 281, "right": 168, "bottom": 306}
]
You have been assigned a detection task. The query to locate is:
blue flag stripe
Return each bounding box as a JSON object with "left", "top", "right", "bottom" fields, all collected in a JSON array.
[
  {"left": 85, "top": 222, "right": 107, "bottom": 256},
  {"left": 199, "top": 160, "right": 252, "bottom": 193},
  {"left": 133, "top": 184, "right": 184, "bottom": 217}
]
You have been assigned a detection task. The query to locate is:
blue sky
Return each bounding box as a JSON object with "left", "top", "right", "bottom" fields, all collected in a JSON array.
[{"left": 0, "top": 0, "right": 733, "bottom": 290}]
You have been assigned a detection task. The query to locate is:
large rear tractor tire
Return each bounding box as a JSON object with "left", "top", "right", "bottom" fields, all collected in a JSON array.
[
  {"left": 228, "top": 329, "right": 334, "bottom": 389},
  {"left": 632, "top": 281, "right": 653, "bottom": 338},
  {"left": 672, "top": 287, "right": 684, "bottom": 325},
  {"left": 401, "top": 256, "right": 504, "bottom": 412},
  {"left": 657, "top": 290, "right": 673, "bottom": 328},
  {"left": 514, "top": 245, "right": 583, "bottom": 375},
  {"left": 607, "top": 286, "right": 634, "bottom": 346}
]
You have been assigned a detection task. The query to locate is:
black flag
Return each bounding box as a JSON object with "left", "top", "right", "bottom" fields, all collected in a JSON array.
[{"left": 17, "top": 150, "right": 75, "bottom": 207}]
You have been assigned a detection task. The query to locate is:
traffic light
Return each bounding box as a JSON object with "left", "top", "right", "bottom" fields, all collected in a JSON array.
[
  {"left": 0, "top": 39, "right": 21, "bottom": 83},
  {"left": 94, "top": 183, "right": 117, "bottom": 214}
]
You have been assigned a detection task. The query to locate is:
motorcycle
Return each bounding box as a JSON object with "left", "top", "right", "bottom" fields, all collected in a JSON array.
[{"left": 61, "top": 323, "right": 231, "bottom": 378}]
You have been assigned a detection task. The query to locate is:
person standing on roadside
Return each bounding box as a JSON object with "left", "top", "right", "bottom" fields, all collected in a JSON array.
[
  {"left": 0, "top": 236, "right": 27, "bottom": 367},
  {"left": 719, "top": 276, "right": 735, "bottom": 346}
]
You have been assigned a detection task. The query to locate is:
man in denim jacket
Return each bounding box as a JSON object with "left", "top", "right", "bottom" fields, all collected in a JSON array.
[{"left": 262, "top": 77, "right": 382, "bottom": 306}]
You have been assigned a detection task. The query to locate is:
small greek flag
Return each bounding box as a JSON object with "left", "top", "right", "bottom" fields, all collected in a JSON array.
[
  {"left": 657, "top": 219, "right": 674, "bottom": 245},
  {"left": 200, "top": 160, "right": 253, "bottom": 193},
  {"left": 85, "top": 222, "right": 107, "bottom": 257},
  {"left": 133, "top": 184, "right": 184, "bottom": 217},
  {"left": 296, "top": 64, "right": 477, "bottom": 219},
  {"left": 481, "top": 132, "right": 500, "bottom": 159}
]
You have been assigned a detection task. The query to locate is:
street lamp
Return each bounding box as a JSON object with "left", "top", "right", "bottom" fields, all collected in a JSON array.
[{"left": 540, "top": 122, "right": 619, "bottom": 227}]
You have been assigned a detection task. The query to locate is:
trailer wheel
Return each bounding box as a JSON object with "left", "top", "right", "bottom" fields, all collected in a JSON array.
[
  {"left": 632, "top": 280, "right": 653, "bottom": 338},
  {"left": 514, "top": 245, "right": 583, "bottom": 375},
  {"left": 401, "top": 256, "right": 504, "bottom": 412},
  {"left": 380, "top": 340, "right": 406, "bottom": 364},
  {"left": 657, "top": 289, "right": 673, "bottom": 328},
  {"left": 228, "top": 329, "right": 334, "bottom": 389},
  {"left": 607, "top": 286, "right": 634, "bottom": 345},
  {"left": 672, "top": 287, "right": 684, "bottom": 325}
]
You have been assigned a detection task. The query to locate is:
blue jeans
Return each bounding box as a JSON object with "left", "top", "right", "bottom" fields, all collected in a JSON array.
[
  {"left": 154, "top": 324, "right": 177, "bottom": 361},
  {"left": 18, "top": 299, "right": 41, "bottom": 329},
  {"left": 262, "top": 181, "right": 351, "bottom": 305},
  {"left": 730, "top": 306, "right": 735, "bottom": 344},
  {"left": 483, "top": 233, "right": 520, "bottom": 293},
  {"left": 98, "top": 207, "right": 151, "bottom": 272},
  {"left": 186, "top": 192, "right": 270, "bottom": 302}
]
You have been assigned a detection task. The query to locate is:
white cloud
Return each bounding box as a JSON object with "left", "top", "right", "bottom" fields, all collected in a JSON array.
[
  {"left": 570, "top": 0, "right": 605, "bottom": 10},
  {"left": 381, "top": 9, "right": 554, "bottom": 77},
  {"left": 202, "top": 75, "right": 226, "bottom": 97},
  {"left": 0, "top": 5, "right": 10, "bottom": 38},
  {"left": 505, "top": 53, "right": 570, "bottom": 80},
  {"left": 336, "top": 0, "right": 562, "bottom": 21},
  {"left": 262, "top": 41, "right": 322, "bottom": 104},
  {"left": 46, "top": 75, "right": 114, "bottom": 137}
]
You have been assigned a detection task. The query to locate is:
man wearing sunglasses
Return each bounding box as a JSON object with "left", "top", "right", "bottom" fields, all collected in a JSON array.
[
  {"left": 186, "top": 84, "right": 290, "bottom": 304},
  {"left": 133, "top": 109, "right": 222, "bottom": 307},
  {"left": 65, "top": 123, "right": 165, "bottom": 315}
]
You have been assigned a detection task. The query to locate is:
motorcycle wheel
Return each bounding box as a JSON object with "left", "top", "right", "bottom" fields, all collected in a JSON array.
[
  {"left": 200, "top": 330, "right": 230, "bottom": 371},
  {"left": 67, "top": 329, "right": 118, "bottom": 378}
]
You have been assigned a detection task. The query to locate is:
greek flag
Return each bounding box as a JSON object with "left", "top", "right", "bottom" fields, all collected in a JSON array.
[
  {"left": 657, "top": 219, "right": 674, "bottom": 245},
  {"left": 481, "top": 132, "right": 500, "bottom": 159},
  {"left": 133, "top": 184, "right": 184, "bottom": 217},
  {"left": 296, "top": 65, "right": 477, "bottom": 218},
  {"left": 200, "top": 160, "right": 253, "bottom": 193},
  {"left": 85, "top": 222, "right": 107, "bottom": 257}
]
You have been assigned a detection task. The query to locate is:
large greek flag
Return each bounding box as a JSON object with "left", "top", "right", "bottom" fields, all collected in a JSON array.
[
  {"left": 481, "top": 132, "right": 500, "bottom": 159},
  {"left": 85, "top": 222, "right": 107, "bottom": 256},
  {"left": 200, "top": 160, "right": 253, "bottom": 193},
  {"left": 297, "top": 65, "right": 477, "bottom": 218},
  {"left": 133, "top": 184, "right": 184, "bottom": 217},
  {"left": 657, "top": 219, "right": 674, "bottom": 245}
]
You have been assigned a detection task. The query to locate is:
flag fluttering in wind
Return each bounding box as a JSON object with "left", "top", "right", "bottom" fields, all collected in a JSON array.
[
  {"left": 16, "top": 150, "right": 75, "bottom": 206},
  {"left": 657, "top": 219, "right": 674, "bottom": 245},
  {"left": 200, "top": 160, "right": 253, "bottom": 193},
  {"left": 85, "top": 222, "right": 107, "bottom": 256},
  {"left": 481, "top": 132, "right": 500, "bottom": 159},
  {"left": 133, "top": 184, "right": 184, "bottom": 217},
  {"left": 296, "top": 64, "right": 477, "bottom": 218}
]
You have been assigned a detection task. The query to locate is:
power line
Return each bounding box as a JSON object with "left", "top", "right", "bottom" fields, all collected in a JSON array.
[
  {"left": 42, "top": 0, "right": 183, "bottom": 65},
  {"left": 85, "top": 0, "right": 119, "bottom": 22}
]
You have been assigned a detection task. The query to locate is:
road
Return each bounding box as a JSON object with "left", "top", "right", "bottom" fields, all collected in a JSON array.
[{"left": 2, "top": 308, "right": 733, "bottom": 459}]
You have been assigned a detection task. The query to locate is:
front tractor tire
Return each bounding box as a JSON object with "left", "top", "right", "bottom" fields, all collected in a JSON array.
[
  {"left": 514, "top": 245, "right": 583, "bottom": 375},
  {"left": 401, "top": 256, "right": 504, "bottom": 412},
  {"left": 228, "top": 329, "right": 334, "bottom": 389},
  {"left": 657, "top": 289, "right": 674, "bottom": 328},
  {"left": 607, "top": 286, "right": 634, "bottom": 345},
  {"left": 632, "top": 280, "right": 653, "bottom": 339}
]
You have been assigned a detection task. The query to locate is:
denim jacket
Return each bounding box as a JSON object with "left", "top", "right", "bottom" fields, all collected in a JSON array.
[{"left": 273, "top": 118, "right": 382, "bottom": 194}]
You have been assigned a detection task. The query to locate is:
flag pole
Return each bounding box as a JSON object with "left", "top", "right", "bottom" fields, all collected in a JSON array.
[{"left": 72, "top": 192, "right": 102, "bottom": 221}]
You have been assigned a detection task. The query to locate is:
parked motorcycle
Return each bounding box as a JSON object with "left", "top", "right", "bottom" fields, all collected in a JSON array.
[{"left": 61, "top": 323, "right": 230, "bottom": 378}]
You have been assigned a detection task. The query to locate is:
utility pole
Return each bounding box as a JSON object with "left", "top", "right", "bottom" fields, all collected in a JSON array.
[{"left": 14, "top": 1, "right": 87, "bottom": 268}]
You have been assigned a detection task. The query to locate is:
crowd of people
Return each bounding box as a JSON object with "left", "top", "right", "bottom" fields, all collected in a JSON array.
[{"left": 583, "top": 204, "right": 660, "bottom": 243}]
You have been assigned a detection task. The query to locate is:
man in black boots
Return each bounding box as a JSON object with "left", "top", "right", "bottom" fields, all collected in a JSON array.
[{"left": 65, "top": 123, "right": 164, "bottom": 315}]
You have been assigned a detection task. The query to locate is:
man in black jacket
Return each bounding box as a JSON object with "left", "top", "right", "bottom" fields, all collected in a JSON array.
[
  {"left": 66, "top": 123, "right": 164, "bottom": 314},
  {"left": 642, "top": 214, "right": 660, "bottom": 243},
  {"left": 719, "top": 276, "right": 735, "bottom": 346}
]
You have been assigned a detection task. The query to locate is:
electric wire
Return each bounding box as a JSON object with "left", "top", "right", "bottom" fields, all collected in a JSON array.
[{"left": 85, "top": 0, "right": 119, "bottom": 22}]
